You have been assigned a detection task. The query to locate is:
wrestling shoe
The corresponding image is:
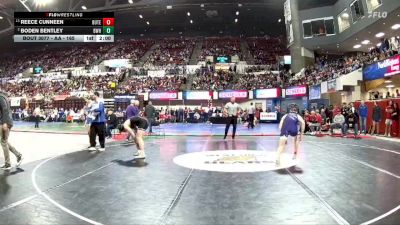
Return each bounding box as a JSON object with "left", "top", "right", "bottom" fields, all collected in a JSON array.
[
  {"left": 88, "top": 147, "right": 97, "bottom": 151},
  {"left": 1, "top": 164, "right": 11, "bottom": 170},
  {"left": 16, "top": 155, "right": 23, "bottom": 167},
  {"left": 98, "top": 147, "right": 105, "bottom": 152},
  {"left": 134, "top": 151, "right": 146, "bottom": 159}
]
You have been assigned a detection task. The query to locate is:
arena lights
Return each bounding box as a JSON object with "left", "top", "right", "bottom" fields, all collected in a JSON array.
[
  {"left": 34, "top": 0, "right": 52, "bottom": 7},
  {"left": 278, "top": 18, "right": 282, "bottom": 23},
  {"left": 361, "top": 40, "right": 370, "bottom": 45},
  {"left": 81, "top": 5, "right": 87, "bottom": 10},
  {"left": 187, "top": 12, "right": 191, "bottom": 16},
  {"left": 386, "top": 85, "right": 395, "bottom": 88},
  {"left": 139, "top": 14, "right": 143, "bottom": 19},
  {"left": 353, "top": 44, "right": 361, "bottom": 49},
  {"left": 146, "top": 21, "right": 150, "bottom": 25},
  {"left": 391, "top": 24, "right": 400, "bottom": 30},
  {"left": 235, "top": 18, "right": 238, "bottom": 23},
  {"left": 200, "top": 4, "right": 204, "bottom": 7},
  {"left": 0, "top": 16, "right": 3, "bottom": 20},
  {"left": 375, "top": 32, "right": 385, "bottom": 38},
  {"left": 166, "top": 5, "right": 172, "bottom": 9},
  {"left": 384, "top": 80, "right": 392, "bottom": 83},
  {"left": 128, "top": 0, "right": 133, "bottom": 4},
  {"left": 236, "top": 11, "right": 239, "bottom": 16},
  {"left": 190, "top": 20, "right": 193, "bottom": 24}
]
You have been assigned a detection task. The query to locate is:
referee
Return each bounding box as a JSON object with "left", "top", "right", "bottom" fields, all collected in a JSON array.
[{"left": 224, "top": 97, "right": 241, "bottom": 140}]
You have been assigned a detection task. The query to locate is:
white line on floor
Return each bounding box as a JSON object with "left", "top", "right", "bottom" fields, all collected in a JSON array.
[
  {"left": 0, "top": 195, "right": 38, "bottom": 213},
  {"left": 257, "top": 142, "right": 350, "bottom": 225},
  {"left": 308, "top": 141, "right": 400, "bottom": 224},
  {"left": 31, "top": 156, "right": 104, "bottom": 225}
]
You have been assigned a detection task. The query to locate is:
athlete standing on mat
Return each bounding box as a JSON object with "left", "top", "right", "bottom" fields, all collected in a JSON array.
[
  {"left": 224, "top": 97, "right": 242, "bottom": 139},
  {"left": 0, "top": 91, "right": 23, "bottom": 170},
  {"left": 276, "top": 105, "right": 305, "bottom": 166},
  {"left": 119, "top": 116, "right": 149, "bottom": 159}
]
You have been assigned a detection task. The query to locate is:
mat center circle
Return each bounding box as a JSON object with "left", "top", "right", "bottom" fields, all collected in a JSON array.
[{"left": 173, "top": 150, "right": 296, "bottom": 172}]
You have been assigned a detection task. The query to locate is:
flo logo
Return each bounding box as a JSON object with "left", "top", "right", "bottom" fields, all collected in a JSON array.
[
  {"left": 368, "top": 11, "right": 388, "bottom": 19},
  {"left": 173, "top": 150, "right": 296, "bottom": 172}
]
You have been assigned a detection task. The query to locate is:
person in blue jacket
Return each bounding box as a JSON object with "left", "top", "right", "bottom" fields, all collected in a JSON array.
[
  {"left": 87, "top": 92, "right": 106, "bottom": 152},
  {"left": 359, "top": 101, "right": 368, "bottom": 135}
]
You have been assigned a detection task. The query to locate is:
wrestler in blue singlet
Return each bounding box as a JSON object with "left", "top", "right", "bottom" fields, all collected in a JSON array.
[{"left": 280, "top": 112, "right": 300, "bottom": 137}]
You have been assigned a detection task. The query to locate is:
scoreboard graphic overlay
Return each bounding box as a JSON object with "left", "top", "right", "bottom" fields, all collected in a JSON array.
[{"left": 14, "top": 12, "right": 114, "bottom": 43}]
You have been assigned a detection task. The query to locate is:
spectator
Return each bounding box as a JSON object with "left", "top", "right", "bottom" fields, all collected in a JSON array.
[
  {"left": 384, "top": 100, "right": 394, "bottom": 137},
  {"left": 307, "top": 111, "right": 322, "bottom": 135},
  {"left": 126, "top": 100, "right": 140, "bottom": 119},
  {"left": 144, "top": 101, "right": 156, "bottom": 133},
  {"left": 391, "top": 102, "right": 399, "bottom": 137},
  {"left": 344, "top": 108, "right": 359, "bottom": 137},
  {"left": 370, "top": 101, "right": 382, "bottom": 135},
  {"left": 106, "top": 109, "right": 118, "bottom": 139},
  {"left": 359, "top": 101, "right": 368, "bottom": 135},
  {"left": 330, "top": 113, "right": 346, "bottom": 135}
]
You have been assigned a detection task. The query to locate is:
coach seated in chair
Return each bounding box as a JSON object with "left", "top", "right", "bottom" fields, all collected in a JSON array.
[
  {"left": 307, "top": 111, "right": 322, "bottom": 135},
  {"left": 106, "top": 109, "right": 118, "bottom": 139},
  {"left": 330, "top": 112, "right": 346, "bottom": 135},
  {"left": 344, "top": 109, "right": 359, "bottom": 137}
]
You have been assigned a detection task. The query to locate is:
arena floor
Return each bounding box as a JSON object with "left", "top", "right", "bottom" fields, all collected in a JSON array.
[{"left": 1, "top": 126, "right": 400, "bottom": 225}]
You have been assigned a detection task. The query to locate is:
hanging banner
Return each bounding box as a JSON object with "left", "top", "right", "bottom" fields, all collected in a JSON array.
[
  {"left": 327, "top": 79, "right": 336, "bottom": 93},
  {"left": 114, "top": 95, "right": 137, "bottom": 103},
  {"left": 285, "top": 85, "right": 307, "bottom": 98},
  {"left": 284, "top": 0, "right": 294, "bottom": 47},
  {"left": 218, "top": 90, "right": 248, "bottom": 99},
  {"left": 184, "top": 91, "right": 212, "bottom": 100},
  {"left": 53, "top": 95, "right": 70, "bottom": 101},
  {"left": 309, "top": 85, "right": 321, "bottom": 100},
  {"left": 149, "top": 91, "right": 178, "bottom": 100},
  {"left": 10, "top": 97, "right": 22, "bottom": 107},
  {"left": 254, "top": 88, "right": 281, "bottom": 99},
  {"left": 363, "top": 54, "right": 400, "bottom": 81},
  {"left": 260, "top": 112, "right": 278, "bottom": 121}
]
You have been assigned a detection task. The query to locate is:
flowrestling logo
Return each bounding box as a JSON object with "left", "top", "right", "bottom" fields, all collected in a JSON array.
[{"left": 173, "top": 150, "right": 296, "bottom": 172}]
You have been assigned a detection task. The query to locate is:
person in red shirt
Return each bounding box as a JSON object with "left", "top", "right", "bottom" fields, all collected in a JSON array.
[
  {"left": 384, "top": 100, "right": 394, "bottom": 137},
  {"left": 332, "top": 105, "right": 341, "bottom": 117},
  {"left": 307, "top": 110, "right": 322, "bottom": 135}
]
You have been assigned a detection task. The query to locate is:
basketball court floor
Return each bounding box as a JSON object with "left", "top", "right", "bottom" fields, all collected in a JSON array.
[{"left": 1, "top": 123, "right": 400, "bottom": 225}]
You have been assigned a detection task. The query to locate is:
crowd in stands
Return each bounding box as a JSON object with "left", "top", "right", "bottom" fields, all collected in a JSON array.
[
  {"left": 1, "top": 73, "right": 124, "bottom": 99},
  {"left": 290, "top": 37, "right": 399, "bottom": 86},
  {"left": 146, "top": 38, "right": 195, "bottom": 66},
  {"left": 247, "top": 36, "right": 290, "bottom": 65},
  {"left": 233, "top": 72, "right": 290, "bottom": 90},
  {"left": 199, "top": 37, "right": 241, "bottom": 61},
  {"left": 117, "top": 75, "right": 187, "bottom": 94},
  {"left": 104, "top": 39, "right": 155, "bottom": 64},
  {"left": 302, "top": 100, "right": 400, "bottom": 138},
  {"left": 0, "top": 44, "right": 116, "bottom": 78},
  {"left": 191, "top": 68, "right": 235, "bottom": 91}
]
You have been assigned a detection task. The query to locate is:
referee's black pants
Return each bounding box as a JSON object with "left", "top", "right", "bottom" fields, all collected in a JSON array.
[
  {"left": 224, "top": 116, "right": 237, "bottom": 138},
  {"left": 89, "top": 122, "right": 105, "bottom": 148},
  {"left": 248, "top": 114, "right": 255, "bottom": 129}
]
